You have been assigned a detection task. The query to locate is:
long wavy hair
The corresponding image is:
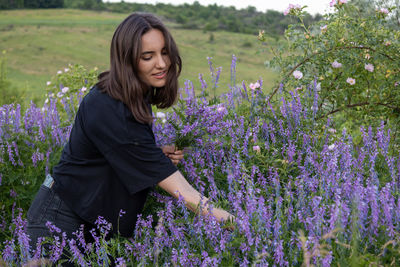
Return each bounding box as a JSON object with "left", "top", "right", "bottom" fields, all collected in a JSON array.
[{"left": 97, "top": 13, "right": 182, "bottom": 124}]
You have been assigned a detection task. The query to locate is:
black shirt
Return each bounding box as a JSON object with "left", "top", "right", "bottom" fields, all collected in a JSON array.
[{"left": 52, "top": 86, "right": 177, "bottom": 237}]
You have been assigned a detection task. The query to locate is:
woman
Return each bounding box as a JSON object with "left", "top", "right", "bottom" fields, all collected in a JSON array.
[{"left": 27, "top": 13, "right": 233, "bottom": 249}]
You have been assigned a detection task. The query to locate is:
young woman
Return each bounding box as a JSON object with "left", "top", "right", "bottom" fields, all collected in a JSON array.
[{"left": 27, "top": 13, "right": 233, "bottom": 248}]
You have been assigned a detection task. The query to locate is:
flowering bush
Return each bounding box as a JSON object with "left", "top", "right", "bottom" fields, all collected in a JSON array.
[
  {"left": 1, "top": 56, "right": 400, "bottom": 265},
  {"left": 44, "top": 64, "right": 98, "bottom": 123},
  {"left": 259, "top": 1, "right": 400, "bottom": 138}
]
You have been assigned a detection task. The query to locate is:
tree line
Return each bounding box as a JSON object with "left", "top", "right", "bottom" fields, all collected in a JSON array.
[{"left": 0, "top": 0, "right": 322, "bottom": 36}]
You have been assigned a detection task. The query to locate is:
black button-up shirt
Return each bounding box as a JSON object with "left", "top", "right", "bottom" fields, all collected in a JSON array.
[{"left": 52, "top": 85, "right": 177, "bottom": 237}]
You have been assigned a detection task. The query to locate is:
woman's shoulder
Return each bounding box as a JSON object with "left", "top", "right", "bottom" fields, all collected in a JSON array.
[{"left": 80, "top": 85, "right": 125, "bottom": 121}]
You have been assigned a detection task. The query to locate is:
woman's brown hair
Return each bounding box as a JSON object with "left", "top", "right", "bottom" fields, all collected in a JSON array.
[{"left": 97, "top": 13, "right": 182, "bottom": 124}]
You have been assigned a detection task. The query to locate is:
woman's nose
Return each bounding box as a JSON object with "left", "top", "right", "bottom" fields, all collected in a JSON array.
[{"left": 156, "top": 54, "right": 167, "bottom": 68}]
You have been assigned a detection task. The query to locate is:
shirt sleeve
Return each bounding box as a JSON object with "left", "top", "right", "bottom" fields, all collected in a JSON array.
[
  {"left": 81, "top": 90, "right": 178, "bottom": 195},
  {"left": 106, "top": 142, "right": 178, "bottom": 195}
]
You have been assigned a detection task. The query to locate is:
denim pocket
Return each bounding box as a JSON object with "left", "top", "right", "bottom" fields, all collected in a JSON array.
[{"left": 27, "top": 185, "right": 55, "bottom": 224}]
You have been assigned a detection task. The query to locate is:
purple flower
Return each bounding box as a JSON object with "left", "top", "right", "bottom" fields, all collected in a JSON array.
[{"left": 46, "top": 221, "right": 61, "bottom": 233}]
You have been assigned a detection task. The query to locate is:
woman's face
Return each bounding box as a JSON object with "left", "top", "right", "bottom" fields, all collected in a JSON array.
[{"left": 138, "top": 29, "right": 171, "bottom": 88}]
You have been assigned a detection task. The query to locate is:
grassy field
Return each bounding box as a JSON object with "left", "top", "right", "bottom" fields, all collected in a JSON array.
[{"left": 0, "top": 9, "right": 279, "bottom": 102}]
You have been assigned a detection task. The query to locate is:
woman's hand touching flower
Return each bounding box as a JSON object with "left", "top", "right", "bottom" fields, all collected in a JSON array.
[{"left": 162, "top": 145, "right": 184, "bottom": 165}]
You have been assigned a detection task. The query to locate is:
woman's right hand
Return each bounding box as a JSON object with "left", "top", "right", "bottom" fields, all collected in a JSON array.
[{"left": 158, "top": 171, "right": 235, "bottom": 224}]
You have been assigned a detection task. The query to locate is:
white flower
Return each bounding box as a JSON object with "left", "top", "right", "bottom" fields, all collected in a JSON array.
[
  {"left": 44, "top": 98, "right": 49, "bottom": 104},
  {"left": 249, "top": 82, "right": 260, "bottom": 90},
  {"left": 217, "top": 106, "right": 226, "bottom": 113},
  {"left": 64, "top": 68, "right": 70, "bottom": 72},
  {"left": 49, "top": 93, "right": 55, "bottom": 98},
  {"left": 316, "top": 83, "right": 321, "bottom": 92},
  {"left": 156, "top": 112, "right": 166, "bottom": 119},
  {"left": 331, "top": 61, "right": 342, "bottom": 68},
  {"left": 328, "top": 144, "right": 336, "bottom": 151},
  {"left": 320, "top": 25, "right": 328, "bottom": 32},
  {"left": 328, "top": 128, "right": 337, "bottom": 134},
  {"left": 81, "top": 86, "right": 87, "bottom": 92},
  {"left": 253, "top": 145, "right": 261, "bottom": 153},
  {"left": 57, "top": 92, "right": 64, "bottom": 98},
  {"left": 364, "top": 63, "right": 374, "bottom": 72},
  {"left": 378, "top": 8, "right": 389, "bottom": 14},
  {"left": 57, "top": 70, "right": 62, "bottom": 75},
  {"left": 346, "top": 77, "right": 356, "bottom": 85},
  {"left": 46, "top": 81, "right": 51, "bottom": 86},
  {"left": 61, "top": 87, "right": 69, "bottom": 94},
  {"left": 284, "top": 4, "right": 301, "bottom": 15},
  {"left": 293, "top": 70, "right": 303, "bottom": 79}
]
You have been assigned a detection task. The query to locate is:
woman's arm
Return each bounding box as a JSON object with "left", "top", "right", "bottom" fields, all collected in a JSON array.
[{"left": 158, "top": 170, "right": 234, "bottom": 222}]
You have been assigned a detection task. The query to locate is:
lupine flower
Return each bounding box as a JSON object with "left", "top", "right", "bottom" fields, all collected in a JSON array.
[
  {"left": 10, "top": 189, "right": 17, "bottom": 198},
  {"left": 46, "top": 221, "right": 61, "bottom": 233},
  {"left": 115, "top": 257, "right": 126, "bottom": 267},
  {"left": 346, "top": 77, "right": 356, "bottom": 85},
  {"left": 119, "top": 209, "right": 126, "bottom": 218},
  {"left": 293, "top": 70, "right": 303, "bottom": 79},
  {"left": 331, "top": 60, "right": 342, "bottom": 68},
  {"left": 57, "top": 92, "right": 64, "bottom": 98},
  {"left": 365, "top": 63, "right": 374, "bottom": 72}
]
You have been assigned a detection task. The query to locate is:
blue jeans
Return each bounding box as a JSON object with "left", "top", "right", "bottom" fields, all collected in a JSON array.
[{"left": 27, "top": 175, "right": 94, "bottom": 261}]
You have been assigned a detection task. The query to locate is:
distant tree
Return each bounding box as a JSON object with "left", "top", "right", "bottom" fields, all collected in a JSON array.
[
  {"left": 24, "top": 0, "right": 63, "bottom": 8},
  {"left": 0, "top": 0, "right": 24, "bottom": 9}
]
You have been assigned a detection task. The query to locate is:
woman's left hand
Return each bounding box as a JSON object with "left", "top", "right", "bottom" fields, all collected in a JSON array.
[{"left": 161, "top": 145, "right": 184, "bottom": 165}]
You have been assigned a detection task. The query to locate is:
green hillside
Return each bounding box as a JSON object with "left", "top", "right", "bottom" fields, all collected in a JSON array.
[{"left": 0, "top": 9, "right": 279, "bottom": 101}]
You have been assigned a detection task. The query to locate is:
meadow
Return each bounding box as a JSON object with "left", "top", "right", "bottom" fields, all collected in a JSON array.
[
  {"left": 1, "top": 2, "right": 399, "bottom": 266},
  {"left": 0, "top": 9, "right": 278, "bottom": 101}
]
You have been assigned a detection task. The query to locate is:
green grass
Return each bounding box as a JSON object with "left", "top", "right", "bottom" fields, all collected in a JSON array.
[{"left": 0, "top": 9, "right": 279, "bottom": 102}]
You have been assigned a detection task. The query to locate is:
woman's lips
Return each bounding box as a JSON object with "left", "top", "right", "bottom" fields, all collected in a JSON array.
[{"left": 153, "top": 71, "right": 167, "bottom": 79}]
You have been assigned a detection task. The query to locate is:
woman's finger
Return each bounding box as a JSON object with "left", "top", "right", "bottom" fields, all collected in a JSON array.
[
  {"left": 162, "top": 145, "right": 175, "bottom": 154},
  {"left": 169, "top": 154, "right": 184, "bottom": 160}
]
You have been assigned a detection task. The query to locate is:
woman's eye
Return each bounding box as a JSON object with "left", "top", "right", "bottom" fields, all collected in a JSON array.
[{"left": 142, "top": 57, "right": 152, "bottom": 61}]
